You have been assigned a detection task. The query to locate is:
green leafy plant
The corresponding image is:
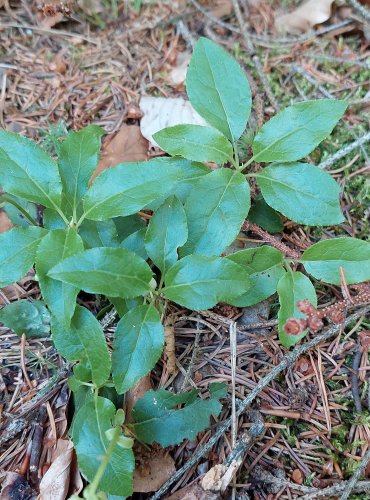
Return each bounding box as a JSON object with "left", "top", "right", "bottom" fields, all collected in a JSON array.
[{"left": 0, "top": 37, "right": 370, "bottom": 497}]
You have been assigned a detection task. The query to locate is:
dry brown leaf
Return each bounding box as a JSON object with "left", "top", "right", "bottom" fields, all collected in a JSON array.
[
  {"left": 39, "top": 439, "right": 74, "bottom": 500},
  {"left": 0, "top": 211, "right": 12, "bottom": 233},
  {"left": 291, "top": 468, "right": 304, "bottom": 484},
  {"left": 210, "top": 0, "right": 232, "bottom": 18},
  {"left": 93, "top": 125, "right": 148, "bottom": 179},
  {"left": 125, "top": 374, "right": 152, "bottom": 423},
  {"left": 134, "top": 446, "right": 176, "bottom": 493},
  {"left": 275, "top": 0, "right": 335, "bottom": 35},
  {"left": 166, "top": 483, "right": 220, "bottom": 499},
  {"left": 140, "top": 96, "right": 207, "bottom": 147}
]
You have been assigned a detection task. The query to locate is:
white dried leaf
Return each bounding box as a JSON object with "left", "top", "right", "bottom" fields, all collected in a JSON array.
[
  {"left": 139, "top": 96, "right": 207, "bottom": 147},
  {"left": 275, "top": 0, "right": 334, "bottom": 35}
]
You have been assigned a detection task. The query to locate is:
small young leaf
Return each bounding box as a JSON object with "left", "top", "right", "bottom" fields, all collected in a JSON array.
[
  {"left": 121, "top": 228, "right": 148, "bottom": 260},
  {"left": 0, "top": 226, "right": 46, "bottom": 287},
  {"left": 58, "top": 125, "right": 104, "bottom": 214},
  {"left": 82, "top": 160, "right": 183, "bottom": 221},
  {"left": 163, "top": 255, "right": 252, "bottom": 310},
  {"left": 112, "top": 305, "right": 164, "bottom": 394},
  {"left": 186, "top": 37, "right": 252, "bottom": 141},
  {"left": 277, "top": 271, "right": 317, "bottom": 348},
  {"left": 227, "top": 246, "right": 285, "bottom": 306},
  {"left": 145, "top": 196, "right": 188, "bottom": 273},
  {"left": 79, "top": 219, "right": 120, "bottom": 249},
  {"left": 36, "top": 228, "right": 84, "bottom": 326},
  {"left": 48, "top": 247, "right": 153, "bottom": 298},
  {"left": 52, "top": 305, "right": 110, "bottom": 387},
  {"left": 0, "top": 300, "right": 50, "bottom": 338},
  {"left": 0, "top": 131, "right": 62, "bottom": 209},
  {"left": 131, "top": 384, "right": 226, "bottom": 446},
  {"left": 72, "top": 397, "right": 134, "bottom": 496},
  {"left": 181, "top": 168, "right": 250, "bottom": 256},
  {"left": 252, "top": 99, "right": 347, "bottom": 162},
  {"left": 153, "top": 125, "right": 233, "bottom": 164},
  {"left": 1, "top": 194, "right": 38, "bottom": 227},
  {"left": 301, "top": 237, "right": 370, "bottom": 285},
  {"left": 248, "top": 195, "right": 283, "bottom": 233},
  {"left": 256, "top": 163, "right": 343, "bottom": 225}
]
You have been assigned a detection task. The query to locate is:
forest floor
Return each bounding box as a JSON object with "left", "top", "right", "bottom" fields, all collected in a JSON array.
[{"left": 0, "top": 1, "right": 370, "bottom": 499}]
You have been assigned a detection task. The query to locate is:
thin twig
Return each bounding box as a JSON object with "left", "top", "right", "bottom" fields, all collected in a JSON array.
[
  {"left": 340, "top": 448, "right": 370, "bottom": 500},
  {"left": 318, "top": 131, "right": 370, "bottom": 169},
  {"left": 351, "top": 348, "right": 363, "bottom": 413},
  {"left": 346, "top": 0, "right": 370, "bottom": 22},
  {"left": 243, "top": 221, "right": 301, "bottom": 259},
  {"left": 0, "top": 22, "right": 98, "bottom": 45},
  {"left": 150, "top": 306, "right": 370, "bottom": 500}
]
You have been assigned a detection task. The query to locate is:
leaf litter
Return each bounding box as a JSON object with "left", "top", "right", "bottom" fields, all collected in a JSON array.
[{"left": 0, "top": 0, "right": 370, "bottom": 499}]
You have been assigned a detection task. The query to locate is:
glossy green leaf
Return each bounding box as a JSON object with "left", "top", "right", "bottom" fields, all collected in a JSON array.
[
  {"left": 248, "top": 195, "right": 283, "bottom": 233},
  {"left": 113, "top": 214, "right": 145, "bottom": 242},
  {"left": 36, "top": 229, "right": 84, "bottom": 326},
  {"left": 163, "top": 255, "right": 252, "bottom": 310},
  {"left": 0, "top": 227, "right": 46, "bottom": 287},
  {"left": 181, "top": 168, "right": 250, "bottom": 256},
  {"left": 109, "top": 296, "right": 144, "bottom": 318},
  {"left": 1, "top": 195, "right": 38, "bottom": 227},
  {"left": 301, "top": 237, "right": 370, "bottom": 285},
  {"left": 112, "top": 305, "right": 164, "bottom": 394},
  {"left": 153, "top": 125, "right": 233, "bottom": 164},
  {"left": 79, "top": 219, "right": 120, "bottom": 248},
  {"left": 186, "top": 37, "right": 252, "bottom": 141},
  {"left": 252, "top": 99, "right": 347, "bottom": 162},
  {"left": 58, "top": 125, "right": 104, "bottom": 214},
  {"left": 131, "top": 383, "right": 226, "bottom": 446},
  {"left": 0, "top": 300, "right": 50, "bottom": 338},
  {"left": 121, "top": 228, "right": 147, "bottom": 260},
  {"left": 52, "top": 305, "right": 110, "bottom": 387},
  {"left": 256, "top": 163, "right": 343, "bottom": 225},
  {"left": 43, "top": 208, "right": 66, "bottom": 229},
  {"left": 145, "top": 196, "right": 187, "bottom": 273},
  {"left": 145, "top": 158, "right": 211, "bottom": 210},
  {"left": 48, "top": 247, "right": 153, "bottom": 298},
  {"left": 277, "top": 271, "right": 317, "bottom": 348},
  {"left": 0, "top": 130, "right": 62, "bottom": 209},
  {"left": 72, "top": 397, "right": 134, "bottom": 496},
  {"left": 227, "top": 246, "right": 285, "bottom": 306},
  {"left": 82, "top": 160, "right": 183, "bottom": 221}
]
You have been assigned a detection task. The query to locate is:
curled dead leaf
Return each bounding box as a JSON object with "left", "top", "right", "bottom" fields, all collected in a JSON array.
[
  {"left": 275, "top": 0, "right": 335, "bottom": 35},
  {"left": 133, "top": 445, "right": 176, "bottom": 493}
]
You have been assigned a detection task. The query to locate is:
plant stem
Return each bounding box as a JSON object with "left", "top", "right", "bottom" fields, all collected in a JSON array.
[
  {"left": 0, "top": 195, "right": 39, "bottom": 226},
  {"left": 88, "top": 426, "right": 121, "bottom": 496}
]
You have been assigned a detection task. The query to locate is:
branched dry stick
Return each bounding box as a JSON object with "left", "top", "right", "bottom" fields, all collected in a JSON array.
[
  {"left": 340, "top": 448, "right": 370, "bottom": 500},
  {"left": 150, "top": 306, "right": 370, "bottom": 500},
  {"left": 318, "top": 131, "right": 370, "bottom": 169},
  {"left": 230, "top": 0, "right": 280, "bottom": 111},
  {"left": 243, "top": 221, "right": 301, "bottom": 259}
]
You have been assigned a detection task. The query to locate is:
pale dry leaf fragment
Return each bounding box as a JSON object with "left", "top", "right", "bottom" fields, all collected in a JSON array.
[
  {"left": 93, "top": 125, "right": 148, "bottom": 179},
  {"left": 39, "top": 439, "right": 74, "bottom": 500},
  {"left": 0, "top": 211, "right": 13, "bottom": 233},
  {"left": 133, "top": 446, "right": 176, "bottom": 493},
  {"left": 125, "top": 374, "right": 152, "bottom": 423},
  {"left": 168, "top": 51, "right": 191, "bottom": 85},
  {"left": 210, "top": 0, "right": 232, "bottom": 18},
  {"left": 275, "top": 0, "right": 335, "bottom": 35},
  {"left": 200, "top": 464, "right": 227, "bottom": 491},
  {"left": 77, "top": 0, "right": 104, "bottom": 15},
  {"left": 166, "top": 483, "right": 220, "bottom": 499},
  {"left": 139, "top": 96, "right": 207, "bottom": 148}
]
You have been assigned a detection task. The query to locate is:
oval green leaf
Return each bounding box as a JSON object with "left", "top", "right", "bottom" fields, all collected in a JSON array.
[
  {"left": 227, "top": 246, "right": 285, "bottom": 306},
  {"left": 52, "top": 305, "right": 110, "bottom": 387},
  {"left": 153, "top": 125, "right": 233, "bottom": 164},
  {"left": 163, "top": 255, "right": 252, "bottom": 310},
  {"left": 248, "top": 195, "right": 283, "bottom": 233},
  {"left": 301, "top": 237, "right": 370, "bottom": 285},
  {"left": 256, "top": 163, "right": 343, "bottom": 226},
  {"left": 72, "top": 397, "right": 134, "bottom": 496},
  {"left": 82, "top": 159, "right": 183, "bottom": 221},
  {"left": 0, "top": 226, "right": 46, "bottom": 287},
  {"left": 48, "top": 247, "right": 153, "bottom": 298},
  {"left": 79, "top": 219, "right": 120, "bottom": 249},
  {"left": 0, "top": 300, "right": 50, "bottom": 338},
  {"left": 36, "top": 228, "right": 84, "bottom": 326},
  {"left": 181, "top": 168, "right": 251, "bottom": 256},
  {"left": 252, "top": 99, "right": 347, "bottom": 162},
  {"left": 145, "top": 196, "right": 188, "bottom": 273},
  {"left": 186, "top": 37, "right": 252, "bottom": 141},
  {"left": 112, "top": 305, "right": 164, "bottom": 394},
  {"left": 0, "top": 131, "right": 62, "bottom": 210},
  {"left": 277, "top": 271, "right": 317, "bottom": 348}
]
